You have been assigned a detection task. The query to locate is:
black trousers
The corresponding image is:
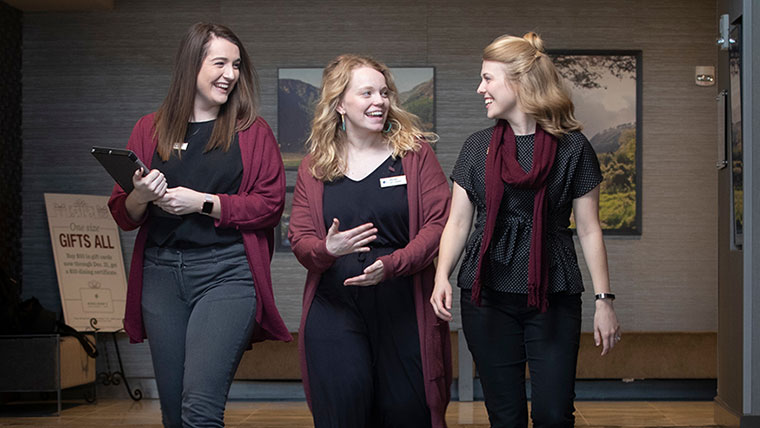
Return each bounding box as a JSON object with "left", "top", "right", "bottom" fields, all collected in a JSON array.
[
  {"left": 304, "top": 276, "right": 431, "bottom": 428},
  {"left": 461, "top": 288, "right": 582, "bottom": 428}
]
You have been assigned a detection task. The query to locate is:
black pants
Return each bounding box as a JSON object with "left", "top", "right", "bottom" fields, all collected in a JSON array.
[
  {"left": 461, "top": 288, "right": 582, "bottom": 428},
  {"left": 304, "top": 275, "right": 431, "bottom": 428}
]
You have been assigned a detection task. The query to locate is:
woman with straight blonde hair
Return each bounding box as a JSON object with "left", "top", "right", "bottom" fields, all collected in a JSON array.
[
  {"left": 109, "top": 22, "right": 290, "bottom": 427},
  {"left": 289, "top": 54, "right": 452, "bottom": 428},
  {"left": 431, "top": 33, "right": 621, "bottom": 427}
]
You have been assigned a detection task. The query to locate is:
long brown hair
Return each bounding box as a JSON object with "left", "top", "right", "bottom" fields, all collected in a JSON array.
[
  {"left": 483, "top": 32, "right": 581, "bottom": 137},
  {"left": 307, "top": 54, "right": 437, "bottom": 181},
  {"left": 153, "top": 22, "right": 260, "bottom": 161}
]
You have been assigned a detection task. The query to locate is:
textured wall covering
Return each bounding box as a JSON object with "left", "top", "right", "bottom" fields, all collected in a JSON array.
[
  {"left": 22, "top": 0, "right": 718, "bottom": 337},
  {"left": 0, "top": 1, "right": 23, "bottom": 281}
]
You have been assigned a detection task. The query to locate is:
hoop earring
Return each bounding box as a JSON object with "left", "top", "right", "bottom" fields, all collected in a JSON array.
[
  {"left": 383, "top": 121, "right": 392, "bottom": 134},
  {"left": 340, "top": 114, "right": 346, "bottom": 132}
]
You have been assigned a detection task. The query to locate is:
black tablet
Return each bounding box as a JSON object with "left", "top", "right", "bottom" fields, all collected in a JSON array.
[
  {"left": 91, "top": 146, "right": 148, "bottom": 193},
  {"left": 91, "top": 146, "right": 181, "bottom": 220}
]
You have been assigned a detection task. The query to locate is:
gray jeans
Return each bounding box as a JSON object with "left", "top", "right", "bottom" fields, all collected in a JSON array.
[{"left": 142, "top": 242, "right": 256, "bottom": 428}]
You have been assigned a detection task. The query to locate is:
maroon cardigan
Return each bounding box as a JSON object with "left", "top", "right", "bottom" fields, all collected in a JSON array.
[
  {"left": 288, "top": 142, "right": 452, "bottom": 427},
  {"left": 108, "top": 113, "right": 292, "bottom": 344}
]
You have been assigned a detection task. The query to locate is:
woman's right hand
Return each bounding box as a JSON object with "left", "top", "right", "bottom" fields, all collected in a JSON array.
[
  {"left": 430, "top": 276, "right": 453, "bottom": 321},
  {"left": 131, "top": 168, "right": 167, "bottom": 204},
  {"left": 325, "top": 218, "right": 377, "bottom": 257}
]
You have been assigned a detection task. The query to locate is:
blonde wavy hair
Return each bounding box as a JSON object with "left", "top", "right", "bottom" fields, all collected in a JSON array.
[
  {"left": 306, "top": 54, "right": 438, "bottom": 181},
  {"left": 483, "top": 32, "right": 582, "bottom": 137}
]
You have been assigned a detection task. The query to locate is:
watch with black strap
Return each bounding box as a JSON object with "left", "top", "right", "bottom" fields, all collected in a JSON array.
[{"left": 201, "top": 194, "right": 214, "bottom": 215}]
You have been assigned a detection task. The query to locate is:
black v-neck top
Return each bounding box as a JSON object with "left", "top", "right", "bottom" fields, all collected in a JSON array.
[
  {"left": 318, "top": 155, "right": 410, "bottom": 290},
  {"left": 451, "top": 127, "right": 603, "bottom": 295},
  {"left": 146, "top": 120, "right": 243, "bottom": 248}
]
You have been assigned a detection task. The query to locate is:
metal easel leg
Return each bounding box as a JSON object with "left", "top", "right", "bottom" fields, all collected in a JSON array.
[{"left": 93, "top": 318, "right": 142, "bottom": 402}]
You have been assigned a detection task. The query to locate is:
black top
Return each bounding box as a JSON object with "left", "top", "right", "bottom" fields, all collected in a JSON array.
[
  {"left": 146, "top": 120, "right": 243, "bottom": 248},
  {"left": 451, "top": 127, "right": 602, "bottom": 294},
  {"left": 318, "top": 156, "right": 410, "bottom": 297}
]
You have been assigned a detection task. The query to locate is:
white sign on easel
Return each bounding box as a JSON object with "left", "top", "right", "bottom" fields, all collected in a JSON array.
[{"left": 44, "top": 193, "right": 128, "bottom": 332}]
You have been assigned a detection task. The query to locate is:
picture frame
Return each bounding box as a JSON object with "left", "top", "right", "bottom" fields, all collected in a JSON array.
[
  {"left": 277, "top": 67, "right": 436, "bottom": 170},
  {"left": 728, "top": 24, "right": 743, "bottom": 249},
  {"left": 549, "top": 50, "right": 643, "bottom": 234},
  {"left": 275, "top": 186, "right": 294, "bottom": 252}
]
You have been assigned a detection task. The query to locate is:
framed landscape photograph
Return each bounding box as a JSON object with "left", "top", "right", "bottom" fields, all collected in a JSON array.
[
  {"left": 275, "top": 186, "right": 294, "bottom": 252},
  {"left": 550, "top": 50, "right": 642, "bottom": 234},
  {"left": 728, "top": 24, "right": 743, "bottom": 249},
  {"left": 278, "top": 67, "right": 435, "bottom": 170}
]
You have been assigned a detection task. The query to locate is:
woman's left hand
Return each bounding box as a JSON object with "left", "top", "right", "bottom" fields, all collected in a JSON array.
[
  {"left": 344, "top": 260, "right": 384, "bottom": 287},
  {"left": 594, "top": 299, "right": 621, "bottom": 356},
  {"left": 155, "top": 187, "right": 204, "bottom": 216}
]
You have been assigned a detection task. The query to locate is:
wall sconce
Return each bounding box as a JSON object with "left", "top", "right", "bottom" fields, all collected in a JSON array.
[
  {"left": 696, "top": 66, "right": 715, "bottom": 86},
  {"left": 716, "top": 14, "right": 736, "bottom": 50},
  {"left": 717, "top": 14, "right": 730, "bottom": 49}
]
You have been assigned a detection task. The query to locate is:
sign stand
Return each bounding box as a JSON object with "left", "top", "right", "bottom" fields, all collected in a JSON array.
[{"left": 90, "top": 317, "right": 142, "bottom": 401}]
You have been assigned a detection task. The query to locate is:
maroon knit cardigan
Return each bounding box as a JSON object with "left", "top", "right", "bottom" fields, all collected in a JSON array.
[
  {"left": 108, "top": 113, "right": 292, "bottom": 344},
  {"left": 288, "top": 142, "right": 452, "bottom": 428}
]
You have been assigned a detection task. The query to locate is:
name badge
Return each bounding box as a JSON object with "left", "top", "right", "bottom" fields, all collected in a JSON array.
[
  {"left": 173, "top": 142, "right": 188, "bottom": 151},
  {"left": 380, "top": 175, "right": 407, "bottom": 188}
]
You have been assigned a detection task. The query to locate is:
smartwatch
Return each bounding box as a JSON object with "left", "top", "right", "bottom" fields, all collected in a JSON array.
[{"left": 201, "top": 194, "right": 214, "bottom": 215}]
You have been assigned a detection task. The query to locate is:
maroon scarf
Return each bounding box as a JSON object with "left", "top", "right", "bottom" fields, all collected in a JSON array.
[{"left": 471, "top": 119, "right": 557, "bottom": 312}]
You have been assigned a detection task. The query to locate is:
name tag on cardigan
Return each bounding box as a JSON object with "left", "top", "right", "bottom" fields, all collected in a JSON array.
[
  {"left": 172, "top": 142, "right": 188, "bottom": 151},
  {"left": 380, "top": 175, "right": 407, "bottom": 188}
]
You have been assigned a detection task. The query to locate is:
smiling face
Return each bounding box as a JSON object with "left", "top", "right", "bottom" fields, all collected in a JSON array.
[
  {"left": 194, "top": 36, "right": 241, "bottom": 119},
  {"left": 477, "top": 60, "right": 519, "bottom": 120},
  {"left": 336, "top": 66, "right": 390, "bottom": 136}
]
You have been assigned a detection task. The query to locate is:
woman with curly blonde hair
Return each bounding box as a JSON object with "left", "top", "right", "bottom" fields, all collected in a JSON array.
[
  {"left": 431, "top": 33, "right": 621, "bottom": 427},
  {"left": 289, "top": 54, "right": 452, "bottom": 428}
]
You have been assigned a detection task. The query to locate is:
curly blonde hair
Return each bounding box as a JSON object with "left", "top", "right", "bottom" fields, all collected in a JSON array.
[
  {"left": 483, "top": 32, "right": 582, "bottom": 137},
  {"left": 306, "top": 54, "right": 437, "bottom": 181}
]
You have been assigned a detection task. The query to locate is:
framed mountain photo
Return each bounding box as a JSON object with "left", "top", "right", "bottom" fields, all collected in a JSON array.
[
  {"left": 550, "top": 50, "right": 642, "bottom": 234},
  {"left": 277, "top": 67, "right": 435, "bottom": 170}
]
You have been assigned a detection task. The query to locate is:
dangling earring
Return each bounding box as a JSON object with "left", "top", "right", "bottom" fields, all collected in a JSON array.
[
  {"left": 340, "top": 113, "right": 346, "bottom": 132},
  {"left": 383, "top": 121, "right": 393, "bottom": 134}
]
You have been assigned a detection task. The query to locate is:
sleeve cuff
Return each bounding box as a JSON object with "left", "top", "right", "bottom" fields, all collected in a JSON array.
[
  {"left": 214, "top": 193, "right": 230, "bottom": 228},
  {"left": 317, "top": 239, "right": 338, "bottom": 264},
  {"left": 122, "top": 206, "right": 148, "bottom": 229},
  {"left": 378, "top": 254, "right": 395, "bottom": 281}
]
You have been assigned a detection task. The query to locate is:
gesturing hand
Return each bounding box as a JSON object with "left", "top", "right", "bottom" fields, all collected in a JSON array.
[
  {"left": 344, "top": 260, "right": 384, "bottom": 287},
  {"left": 325, "top": 218, "right": 377, "bottom": 257},
  {"left": 131, "top": 168, "right": 167, "bottom": 204}
]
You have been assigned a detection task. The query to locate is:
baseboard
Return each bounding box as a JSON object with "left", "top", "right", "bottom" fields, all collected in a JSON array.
[
  {"left": 575, "top": 332, "right": 716, "bottom": 379},
  {"left": 233, "top": 331, "right": 717, "bottom": 380},
  {"left": 96, "top": 378, "right": 716, "bottom": 402},
  {"left": 715, "top": 396, "right": 741, "bottom": 427}
]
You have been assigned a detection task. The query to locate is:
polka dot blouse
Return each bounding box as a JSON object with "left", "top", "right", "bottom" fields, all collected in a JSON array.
[{"left": 451, "top": 126, "right": 603, "bottom": 295}]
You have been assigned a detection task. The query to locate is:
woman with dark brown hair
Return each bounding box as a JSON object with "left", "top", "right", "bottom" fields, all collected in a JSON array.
[
  {"left": 288, "top": 54, "right": 452, "bottom": 428},
  {"left": 431, "top": 32, "right": 621, "bottom": 428},
  {"left": 108, "top": 22, "right": 290, "bottom": 427}
]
